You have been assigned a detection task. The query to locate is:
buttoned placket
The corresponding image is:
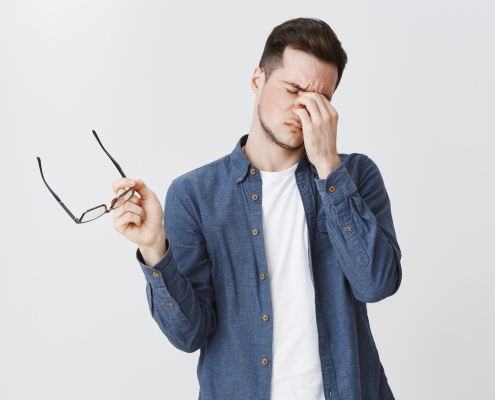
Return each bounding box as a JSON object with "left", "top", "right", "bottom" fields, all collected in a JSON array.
[
  {"left": 235, "top": 151, "right": 340, "bottom": 399},
  {"left": 238, "top": 164, "right": 274, "bottom": 399},
  {"left": 296, "top": 162, "right": 340, "bottom": 399}
]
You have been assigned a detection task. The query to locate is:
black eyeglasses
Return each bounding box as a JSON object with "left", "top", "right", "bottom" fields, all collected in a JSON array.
[{"left": 37, "top": 130, "right": 135, "bottom": 224}]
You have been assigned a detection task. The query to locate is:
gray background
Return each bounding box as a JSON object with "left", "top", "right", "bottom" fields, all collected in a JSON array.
[{"left": 1, "top": 1, "right": 494, "bottom": 399}]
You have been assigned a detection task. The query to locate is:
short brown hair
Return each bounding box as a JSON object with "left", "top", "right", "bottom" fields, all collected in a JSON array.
[{"left": 259, "top": 18, "right": 348, "bottom": 90}]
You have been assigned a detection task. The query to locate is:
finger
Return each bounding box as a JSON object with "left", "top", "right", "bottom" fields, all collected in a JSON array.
[
  {"left": 293, "top": 108, "right": 313, "bottom": 132},
  {"left": 113, "top": 192, "right": 141, "bottom": 205},
  {"left": 297, "top": 92, "right": 333, "bottom": 120},
  {"left": 115, "top": 188, "right": 133, "bottom": 202},
  {"left": 112, "top": 178, "right": 136, "bottom": 195},
  {"left": 132, "top": 179, "right": 157, "bottom": 201},
  {"left": 125, "top": 193, "right": 141, "bottom": 206},
  {"left": 327, "top": 101, "right": 339, "bottom": 120},
  {"left": 112, "top": 200, "right": 146, "bottom": 221},
  {"left": 113, "top": 211, "right": 143, "bottom": 233},
  {"left": 294, "top": 94, "right": 323, "bottom": 123}
]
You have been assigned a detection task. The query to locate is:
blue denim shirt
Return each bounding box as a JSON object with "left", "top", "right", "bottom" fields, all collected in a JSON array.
[{"left": 137, "top": 134, "right": 402, "bottom": 400}]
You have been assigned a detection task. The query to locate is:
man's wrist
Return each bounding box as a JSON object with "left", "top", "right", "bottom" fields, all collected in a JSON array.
[
  {"left": 139, "top": 233, "right": 167, "bottom": 267},
  {"left": 315, "top": 156, "right": 342, "bottom": 179}
]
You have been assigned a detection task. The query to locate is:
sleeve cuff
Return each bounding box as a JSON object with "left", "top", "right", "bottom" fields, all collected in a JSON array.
[
  {"left": 136, "top": 238, "right": 178, "bottom": 285},
  {"left": 315, "top": 163, "right": 357, "bottom": 205}
]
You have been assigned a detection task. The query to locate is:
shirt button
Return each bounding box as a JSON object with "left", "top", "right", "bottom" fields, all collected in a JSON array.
[
  {"left": 152, "top": 271, "right": 159, "bottom": 277},
  {"left": 259, "top": 273, "right": 266, "bottom": 280},
  {"left": 168, "top": 301, "right": 174, "bottom": 307},
  {"left": 262, "top": 314, "right": 269, "bottom": 321},
  {"left": 250, "top": 168, "right": 257, "bottom": 175},
  {"left": 328, "top": 186, "right": 336, "bottom": 192},
  {"left": 237, "top": 177, "right": 242, "bottom": 182},
  {"left": 345, "top": 226, "right": 351, "bottom": 232},
  {"left": 262, "top": 358, "right": 269, "bottom": 365},
  {"left": 252, "top": 229, "right": 259, "bottom": 236},
  {"left": 251, "top": 194, "right": 259, "bottom": 201}
]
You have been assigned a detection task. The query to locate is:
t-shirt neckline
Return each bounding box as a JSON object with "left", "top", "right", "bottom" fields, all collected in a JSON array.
[{"left": 259, "top": 163, "right": 298, "bottom": 180}]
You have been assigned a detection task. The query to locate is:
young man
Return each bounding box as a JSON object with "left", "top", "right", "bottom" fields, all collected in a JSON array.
[{"left": 112, "top": 18, "right": 402, "bottom": 400}]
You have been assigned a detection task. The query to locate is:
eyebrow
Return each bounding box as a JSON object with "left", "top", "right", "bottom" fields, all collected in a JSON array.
[{"left": 282, "top": 80, "right": 332, "bottom": 101}]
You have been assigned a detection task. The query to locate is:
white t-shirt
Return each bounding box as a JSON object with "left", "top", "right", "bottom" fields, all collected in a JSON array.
[{"left": 260, "top": 163, "right": 325, "bottom": 400}]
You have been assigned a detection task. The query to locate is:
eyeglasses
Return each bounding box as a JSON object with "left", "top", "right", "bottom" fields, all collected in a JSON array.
[{"left": 37, "top": 130, "right": 135, "bottom": 224}]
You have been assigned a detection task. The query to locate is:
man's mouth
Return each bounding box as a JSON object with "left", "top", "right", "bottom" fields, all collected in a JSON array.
[{"left": 285, "top": 122, "right": 303, "bottom": 132}]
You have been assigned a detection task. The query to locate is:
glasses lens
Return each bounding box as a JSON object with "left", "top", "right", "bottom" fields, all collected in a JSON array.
[
  {"left": 80, "top": 205, "right": 106, "bottom": 223},
  {"left": 111, "top": 187, "right": 134, "bottom": 210}
]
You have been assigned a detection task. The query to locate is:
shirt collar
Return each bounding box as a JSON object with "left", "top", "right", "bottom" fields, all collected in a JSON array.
[
  {"left": 230, "top": 135, "right": 251, "bottom": 183},
  {"left": 230, "top": 134, "right": 318, "bottom": 183}
]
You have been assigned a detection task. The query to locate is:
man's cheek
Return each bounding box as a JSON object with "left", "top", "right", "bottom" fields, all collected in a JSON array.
[{"left": 261, "top": 101, "right": 277, "bottom": 119}]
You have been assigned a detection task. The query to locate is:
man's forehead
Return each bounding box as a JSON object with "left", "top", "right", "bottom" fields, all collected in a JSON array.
[{"left": 274, "top": 53, "right": 338, "bottom": 96}]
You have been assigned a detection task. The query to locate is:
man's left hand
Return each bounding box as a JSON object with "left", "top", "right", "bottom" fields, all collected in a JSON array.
[{"left": 292, "top": 91, "right": 342, "bottom": 179}]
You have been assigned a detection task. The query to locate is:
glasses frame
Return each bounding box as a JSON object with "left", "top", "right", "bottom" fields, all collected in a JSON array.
[{"left": 37, "top": 130, "right": 135, "bottom": 224}]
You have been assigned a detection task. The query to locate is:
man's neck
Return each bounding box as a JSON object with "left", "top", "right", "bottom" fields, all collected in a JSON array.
[{"left": 242, "top": 130, "right": 305, "bottom": 172}]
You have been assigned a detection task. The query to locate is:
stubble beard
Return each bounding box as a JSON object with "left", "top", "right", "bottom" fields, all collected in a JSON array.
[{"left": 257, "top": 101, "right": 304, "bottom": 151}]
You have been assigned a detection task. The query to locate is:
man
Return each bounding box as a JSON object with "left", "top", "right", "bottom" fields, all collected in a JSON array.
[{"left": 112, "top": 17, "right": 402, "bottom": 400}]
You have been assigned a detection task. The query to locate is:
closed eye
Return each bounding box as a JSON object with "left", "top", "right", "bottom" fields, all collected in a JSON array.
[{"left": 286, "top": 89, "right": 297, "bottom": 94}]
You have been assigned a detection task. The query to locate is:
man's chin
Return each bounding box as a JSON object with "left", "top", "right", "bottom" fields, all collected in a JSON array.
[
  {"left": 277, "top": 130, "right": 304, "bottom": 150},
  {"left": 273, "top": 135, "right": 304, "bottom": 151}
]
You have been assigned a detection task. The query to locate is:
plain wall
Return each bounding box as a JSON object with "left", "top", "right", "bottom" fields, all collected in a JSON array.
[{"left": 1, "top": 1, "right": 494, "bottom": 399}]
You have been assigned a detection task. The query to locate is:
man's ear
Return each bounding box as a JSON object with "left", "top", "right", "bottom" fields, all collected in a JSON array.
[{"left": 251, "top": 67, "right": 265, "bottom": 95}]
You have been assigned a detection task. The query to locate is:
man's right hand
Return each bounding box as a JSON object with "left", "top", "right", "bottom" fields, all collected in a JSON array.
[{"left": 112, "top": 178, "right": 167, "bottom": 267}]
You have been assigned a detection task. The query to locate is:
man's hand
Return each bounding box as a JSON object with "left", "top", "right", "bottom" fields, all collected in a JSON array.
[
  {"left": 292, "top": 91, "right": 342, "bottom": 179},
  {"left": 112, "top": 178, "right": 166, "bottom": 266}
]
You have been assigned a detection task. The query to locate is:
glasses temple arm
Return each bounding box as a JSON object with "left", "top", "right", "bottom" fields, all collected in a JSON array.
[
  {"left": 36, "top": 157, "right": 77, "bottom": 222},
  {"left": 92, "top": 130, "right": 127, "bottom": 178}
]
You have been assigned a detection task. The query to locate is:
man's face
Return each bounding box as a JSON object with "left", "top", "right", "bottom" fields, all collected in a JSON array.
[{"left": 255, "top": 47, "right": 339, "bottom": 150}]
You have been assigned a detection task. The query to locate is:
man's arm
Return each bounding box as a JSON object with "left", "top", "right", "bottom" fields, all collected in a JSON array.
[
  {"left": 112, "top": 178, "right": 217, "bottom": 352},
  {"left": 293, "top": 91, "right": 401, "bottom": 303},
  {"left": 315, "top": 156, "right": 402, "bottom": 303}
]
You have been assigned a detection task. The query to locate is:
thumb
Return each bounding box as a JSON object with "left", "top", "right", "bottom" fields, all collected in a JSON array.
[{"left": 133, "top": 179, "right": 156, "bottom": 200}]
